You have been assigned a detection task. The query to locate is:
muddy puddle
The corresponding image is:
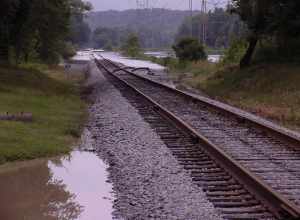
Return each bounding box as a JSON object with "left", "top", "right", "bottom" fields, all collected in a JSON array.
[{"left": 0, "top": 151, "right": 115, "bottom": 220}]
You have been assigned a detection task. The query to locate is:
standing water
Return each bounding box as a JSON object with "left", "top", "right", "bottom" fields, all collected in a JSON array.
[
  {"left": 96, "top": 52, "right": 165, "bottom": 70},
  {"left": 0, "top": 151, "right": 115, "bottom": 220}
]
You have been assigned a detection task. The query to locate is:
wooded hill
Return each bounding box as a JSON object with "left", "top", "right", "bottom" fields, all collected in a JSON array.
[
  {"left": 86, "top": 9, "right": 188, "bottom": 32},
  {"left": 85, "top": 9, "right": 190, "bottom": 48},
  {"left": 85, "top": 8, "right": 243, "bottom": 49}
]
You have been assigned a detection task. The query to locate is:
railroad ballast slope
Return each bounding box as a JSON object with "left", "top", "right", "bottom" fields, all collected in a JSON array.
[
  {"left": 96, "top": 57, "right": 300, "bottom": 219},
  {"left": 86, "top": 60, "right": 223, "bottom": 219}
]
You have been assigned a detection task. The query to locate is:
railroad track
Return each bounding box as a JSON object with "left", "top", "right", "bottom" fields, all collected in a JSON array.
[{"left": 94, "top": 56, "right": 300, "bottom": 220}]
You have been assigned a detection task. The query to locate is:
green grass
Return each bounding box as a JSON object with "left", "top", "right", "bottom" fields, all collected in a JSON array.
[
  {"left": 175, "top": 62, "right": 300, "bottom": 131},
  {"left": 149, "top": 58, "right": 219, "bottom": 86},
  {"left": 0, "top": 65, "right": 86, "bottom": 164}
]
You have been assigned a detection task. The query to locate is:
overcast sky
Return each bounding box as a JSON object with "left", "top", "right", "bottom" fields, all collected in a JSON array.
[{"left": 87, "top": 0, "right": 227, "bottom": 11}]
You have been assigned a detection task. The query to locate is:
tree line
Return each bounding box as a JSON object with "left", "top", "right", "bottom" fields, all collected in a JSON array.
[
  {"left": 0, "top": 0, "right": 91, "bottom": 65},
  {"left": 86, "top": 9, "right": 191, "bottom": 49},
  {"left": 90, "top": 7, "right": 244, "bottom": 50},
  {"left": 176, "top": 7, "right": 245, "bottom": 49}
]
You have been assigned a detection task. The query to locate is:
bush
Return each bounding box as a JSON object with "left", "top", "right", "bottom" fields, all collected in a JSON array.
[
  {"left": 61, "top": 42, "right": 77, "bottom": 60},
  {"left": 221, "top": 38, "right": 247, "bottom": 65},
  {"left": 122, "top": 33, "right": 141, "bottom": 57},
  {"left": 103, "top": 42, "right": 113, "bottom": 51},
  {"left": 172, "top": 37, "right": 207, "bottom": 62}
]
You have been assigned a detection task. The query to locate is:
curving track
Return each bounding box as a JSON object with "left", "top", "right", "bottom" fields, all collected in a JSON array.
[{"left": 94, "top": 56, "right": 300, "bottom": 220}]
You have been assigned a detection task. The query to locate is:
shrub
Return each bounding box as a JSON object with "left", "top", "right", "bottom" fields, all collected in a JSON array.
[
  {"left": 221, "top": 38, "right": 247, "bottom": 65},
  {"left": 173, "top": 37, "right": 207, "bottom": 63},
  {"left": 122, "top": 33, "right": 141, "bottom": 57},
  {"left": 61, "top": 42, "right": 77, "bottom": 60}
]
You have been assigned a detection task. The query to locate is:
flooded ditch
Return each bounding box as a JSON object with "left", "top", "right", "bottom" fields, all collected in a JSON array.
[{"left": 0, "top": 150, "right": 115, "bottom": 220}]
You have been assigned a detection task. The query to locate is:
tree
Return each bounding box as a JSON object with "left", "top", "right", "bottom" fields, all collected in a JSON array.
[
  {"left": 34, "top": 0, "right": 72, "bottom": 64},
  {"left": 231, "top": 0, "right": 271, "bottom": 67},
  {"left": 69, "top": 0, "right": 92, "bottom": 47},
  {"left": 173, "top": 37, "right": 207, "bottom": 62},
  {"left": 268, "top": 0, "right": 300, "bottom": 57},
  {"left": 0, "top": 0, "right": 91, "bottom": 65},
  {"left": 122, "top": 33, "right": 141, "bottom": 57},
  {"left": 175, "top": 8, "right": 245, "bottom": 49},
  {"left": 221, "top": 38, "right": 247, "bottom": 65},
  {"left": 70, "top": 19, "right": 91, "bottom": 47},
  {"left": 92, "top": 27, "right": 119, "bottom": 49},
  {"left": 0, "top": 0, "right": 19, "bottom": 64}
]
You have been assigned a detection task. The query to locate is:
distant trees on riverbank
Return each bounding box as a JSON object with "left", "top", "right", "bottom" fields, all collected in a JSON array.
[{"left": 88, "top": 8, "right": 244, "bottom": 50}]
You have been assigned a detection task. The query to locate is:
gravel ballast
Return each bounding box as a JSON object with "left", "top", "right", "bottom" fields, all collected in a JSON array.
[{"left": 86, "top": 61, "right": 223, "bottom": 220}]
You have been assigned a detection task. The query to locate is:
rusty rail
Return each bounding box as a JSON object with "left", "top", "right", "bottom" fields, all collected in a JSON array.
[{"left": 94, "top": 56, "right": 300, "bottom": 219}]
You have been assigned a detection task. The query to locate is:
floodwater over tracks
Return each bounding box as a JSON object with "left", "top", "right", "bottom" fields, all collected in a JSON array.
[{"left": 0, "top": 151, "right": 115, "bottom": 220}]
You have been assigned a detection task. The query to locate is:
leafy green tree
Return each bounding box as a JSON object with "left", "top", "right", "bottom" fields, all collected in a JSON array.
[
  {"left": 61, "top": 42, "right": 77, "bottom": 60},
  {"left": 11, "top": 0, "right": 35, "bottom": 63},
  {"left": 268, "top": 1, "right": 300, "bottom": 57},
  {"left": 92, "top": 27, "right": 120, "bottom": 49},
  {"left": 0, "top": 0, "right": 91, "bottom": 65},
  {"left": 69, "top": 0, "right": 92, "bottom": 47},
  {"left": 231, "top": 0, "right": 300, "bottom": 66},
  {"left": 70, "top": 20, "right": 91, "bottom": 47},
  {"left": 221, "top": 38, "right": 247, "bottom": 65},
  {"left": 173, "top": 37, "right": 207, "bottom": 62},
  {"left": 231, "top": 0, "right": 272, "bottom": 67},
  {"left": 0, "top": 0, "right": 19, "bottom": 64},
  {"left": 122, "top": 33, "right": 141, "bottom": 57},
  {"left": 33, "top": 0, "right": 72, "bottom": 64}
]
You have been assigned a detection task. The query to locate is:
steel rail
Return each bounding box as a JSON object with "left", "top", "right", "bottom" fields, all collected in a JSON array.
[
  {"left": 94, "top": 57, "right": 300, "bottom": 219},
  {"left": 101, "top": 56, "right": 300, "bottom": 147}
]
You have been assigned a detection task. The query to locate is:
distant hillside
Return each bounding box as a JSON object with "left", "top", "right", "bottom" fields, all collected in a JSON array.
[
  {"left": 86, "top": 9, "right": 192, "bottom": 31},
  {"left": 85, "top": 9, "right": 196, "bottom": 48},
  {"left": 85, "top": 8, "right": 243, "bottom": 49}
]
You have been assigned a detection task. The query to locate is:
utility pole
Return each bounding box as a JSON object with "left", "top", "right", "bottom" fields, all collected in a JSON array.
[
  {"left": 136, "top": 0, "right": 153, "bottom": 48},
  {"left": 226, "top": 0, "right": 231, "bottom": 10},
  {"left": 136, "top": 0, "right": 146, "bottom": 9},
  {"left": 189, "top": 0, "right": 193, "bottom": 37},
  {"left": 200, "top": 0, "right": 207, "bottom": 45},
  {"left": 150, "top": 4, "right": 155, "bottom": 48}
]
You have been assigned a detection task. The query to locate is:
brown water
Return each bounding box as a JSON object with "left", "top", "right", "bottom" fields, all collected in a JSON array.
[{"left": 0, "top": 151, "right": 114, "bottom": 220}]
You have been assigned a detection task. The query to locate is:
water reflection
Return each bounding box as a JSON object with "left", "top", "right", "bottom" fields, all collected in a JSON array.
[{"left": 0, "top": 151, "right": 114, "bottom": 220}]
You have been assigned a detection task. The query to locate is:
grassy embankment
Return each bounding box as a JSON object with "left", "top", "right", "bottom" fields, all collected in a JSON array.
[
  {"left": 198, "top": 63, "right": 300, "bottom": 131},
  {"left": 150, "top": 57, "right": 300, "bottom": 131},
  {"left": 0, "top": 64, "right": 86, "bottom": 164}
]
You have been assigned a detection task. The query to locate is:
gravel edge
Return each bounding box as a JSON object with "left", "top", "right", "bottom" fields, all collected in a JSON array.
[{"left": 85, "top": 60, "right": 223, "bottom": 220}]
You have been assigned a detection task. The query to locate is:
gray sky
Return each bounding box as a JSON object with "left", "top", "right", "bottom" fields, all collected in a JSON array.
[{"left": 87, "top": 0, "right": 227, "bottom": 11}]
